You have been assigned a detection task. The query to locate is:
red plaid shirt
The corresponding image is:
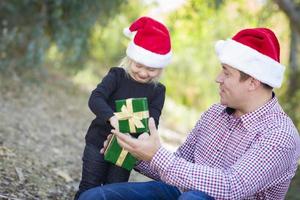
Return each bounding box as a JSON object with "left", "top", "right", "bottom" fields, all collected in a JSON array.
[{"left": 136, "top": 96, "right": 300, "bottom": 199}]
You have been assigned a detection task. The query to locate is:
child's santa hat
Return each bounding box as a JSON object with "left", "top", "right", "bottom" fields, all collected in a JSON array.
[
  {"left": 124, "top": 16, "right": 172, "bottom": 68},
  {"left": 215, "top": 28, "right": 285, "bottom": 88}
]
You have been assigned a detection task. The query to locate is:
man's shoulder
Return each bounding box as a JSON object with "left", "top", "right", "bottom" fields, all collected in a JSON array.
[
  {"left": 260, "top": 110, "right": 299, "bottom": 148},
  {"left": 263, "top": 107, "right": 295, "bottom": 131}
]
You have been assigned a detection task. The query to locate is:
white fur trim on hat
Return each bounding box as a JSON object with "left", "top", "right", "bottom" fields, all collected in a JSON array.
[
  {"left": 126, "top": 41, "right": 172, "bottom": 68},
  {"left": 215, "top": 39, "right": 285, "bottom": 88}
]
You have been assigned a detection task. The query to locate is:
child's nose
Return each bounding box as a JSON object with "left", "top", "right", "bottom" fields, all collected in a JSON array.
[{"left": 139, "top": 69, "right": 148, "bottom": 77}]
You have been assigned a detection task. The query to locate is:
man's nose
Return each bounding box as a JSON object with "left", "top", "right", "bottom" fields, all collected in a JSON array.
[{"left": 215, "top": 73, "right": 223, "bottom": 83}]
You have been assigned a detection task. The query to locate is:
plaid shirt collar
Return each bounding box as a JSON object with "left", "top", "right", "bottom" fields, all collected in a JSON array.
[{"left": 222, "top": 92, "right": 278, "bottom": 131}]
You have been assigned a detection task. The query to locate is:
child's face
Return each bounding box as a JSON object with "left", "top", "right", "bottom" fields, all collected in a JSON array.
[{"left": 129, "top": 62, "right": 162, "bottom": 83}]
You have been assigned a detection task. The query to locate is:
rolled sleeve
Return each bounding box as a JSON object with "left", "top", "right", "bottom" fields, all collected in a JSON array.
[{"left": 150, "top": 147, "right": 175, "bottom": 174}]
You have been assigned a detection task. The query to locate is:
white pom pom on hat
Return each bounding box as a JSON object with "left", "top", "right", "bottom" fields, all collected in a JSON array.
[{"left": 123, "top": 27, "right": 132, "bottom": 38}]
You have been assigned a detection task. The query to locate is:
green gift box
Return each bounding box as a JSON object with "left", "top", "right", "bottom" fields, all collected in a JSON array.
[{"left": 104, "top": 98, "right": 149, "bottom": 171}]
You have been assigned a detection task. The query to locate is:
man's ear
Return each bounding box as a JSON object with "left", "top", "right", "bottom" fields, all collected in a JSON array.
[{"left": 248, "top": 77, "right": 261, "bottom": 91}]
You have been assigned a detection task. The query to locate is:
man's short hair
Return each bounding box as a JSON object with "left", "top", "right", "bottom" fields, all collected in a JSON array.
[{"left": 239, "top": 71, "right": 273, "bottom": 90}]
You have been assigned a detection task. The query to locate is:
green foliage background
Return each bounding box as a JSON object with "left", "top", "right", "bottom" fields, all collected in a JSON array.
[
  {"left": 165, "top": 0, "right": 290, "bottom": 110},
  {"left": 0, "top": 0, "right": 125, "bottom": 73},
  {"left": 1, "top": 0, "right": 292, "bottom": 111}
]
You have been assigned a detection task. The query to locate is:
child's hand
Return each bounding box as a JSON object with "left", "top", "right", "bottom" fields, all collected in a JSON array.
[
  {"left": 100, "top": 134, "right": 112, "bottom": 154},
  {"left": 109, "top": 116, "right": 119, "bottom": 130}
]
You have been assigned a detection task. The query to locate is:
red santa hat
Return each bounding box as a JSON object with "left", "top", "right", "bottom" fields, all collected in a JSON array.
[
  {"left": 215, "top": 28, "right": 285, "bottom": 88},
  {"left": 123, "top": 16, "right": 172, "bottom": 68}
]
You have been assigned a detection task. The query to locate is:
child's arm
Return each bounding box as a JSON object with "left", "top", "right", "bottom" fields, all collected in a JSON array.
[
  {"left": 88, "top": 67, "right": 119, "bottom": 123},
  {"left": 149, "top": 84, "right": 166, "bottom": 128},
  {"left": 108, "top": 115, "right": 119, "bottom": 130}
]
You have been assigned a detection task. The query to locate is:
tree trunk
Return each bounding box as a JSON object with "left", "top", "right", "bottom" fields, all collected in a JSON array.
[
  {"left": 274, "top": 0, "right": 300, "bottom": 127},
  {"left": 274, "top": 0, "right": 300, "bottom": 34},
  {"left": 287, "top": 23, "right": 300, "bottom": 98},
  {"left": 285, "top": 22, "right": 300, "bottom": 127}
]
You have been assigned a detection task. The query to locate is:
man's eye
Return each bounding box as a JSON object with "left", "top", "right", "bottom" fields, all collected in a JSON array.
[{"left": 223, "top": 71, "right": 229, "bottom": 76}]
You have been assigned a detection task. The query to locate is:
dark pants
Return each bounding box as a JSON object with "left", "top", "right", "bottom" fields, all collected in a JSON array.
[
  {"left": 74, "top": 143, "right": 130, "bottom": 200},
  {"left": 78, "top": 181, "right": 214, "bottom": 200}
]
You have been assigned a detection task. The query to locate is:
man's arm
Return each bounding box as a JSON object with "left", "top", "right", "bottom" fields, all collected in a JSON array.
[
  {"left": 114, "top": 118, "right": 298, "bottom": 199},
  {"left": 149, "top": 129, "right": 297, "bottom": 199},
  {"left": 116, "top": 116, "right": 202, "bottom": 180},
  {"left": 135, "top": 109, "right": 210, "bottom": 176},
  {"left": 134, "top": 160, "right": 161, "bottom": 181}
]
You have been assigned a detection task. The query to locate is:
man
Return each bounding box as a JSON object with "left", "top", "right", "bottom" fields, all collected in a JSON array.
[{"left": 79, "top": 28, "right": 300, "bottom": 200}]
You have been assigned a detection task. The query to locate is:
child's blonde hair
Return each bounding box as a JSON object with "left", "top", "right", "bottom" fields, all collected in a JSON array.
[{"left": 119, "top": 56, "right": 162, "bottom": 83}]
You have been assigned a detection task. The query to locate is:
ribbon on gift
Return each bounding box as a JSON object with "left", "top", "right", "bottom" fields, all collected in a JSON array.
[
  {"left": 116, "top": 148, "right": 128, "bottom": 167},
  {"left": 114, "top": 98, "right": 149, "bottom": 133},
  {"left": 104, "top": 135, "right": 130, "bottom": 168}
]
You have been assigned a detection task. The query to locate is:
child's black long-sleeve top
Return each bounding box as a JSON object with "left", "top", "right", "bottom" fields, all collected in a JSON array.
[{"left": 86, "top": 67, "right": 166, "bottom": 149}]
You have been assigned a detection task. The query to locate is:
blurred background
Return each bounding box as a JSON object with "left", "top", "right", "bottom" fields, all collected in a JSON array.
[{"left": 0, "top": 0, "right": 300, "bottom": 199}]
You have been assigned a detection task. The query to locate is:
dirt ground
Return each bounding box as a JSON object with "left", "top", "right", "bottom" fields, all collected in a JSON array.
[{"left": 0, "top": 74, "right": 182, "bottom": 200}]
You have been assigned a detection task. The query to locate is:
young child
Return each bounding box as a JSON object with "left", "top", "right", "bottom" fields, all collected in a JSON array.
[{"left": 74, "top": 16, "right": 172, "bottom": 199}]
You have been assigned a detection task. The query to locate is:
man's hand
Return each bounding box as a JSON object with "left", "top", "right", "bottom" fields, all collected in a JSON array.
[
  {"left": 100, "top": 134, "right": 113, "bottom": 154},
  {"left": 112, "top": 118, "right": 161, "bottom": 161}
]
